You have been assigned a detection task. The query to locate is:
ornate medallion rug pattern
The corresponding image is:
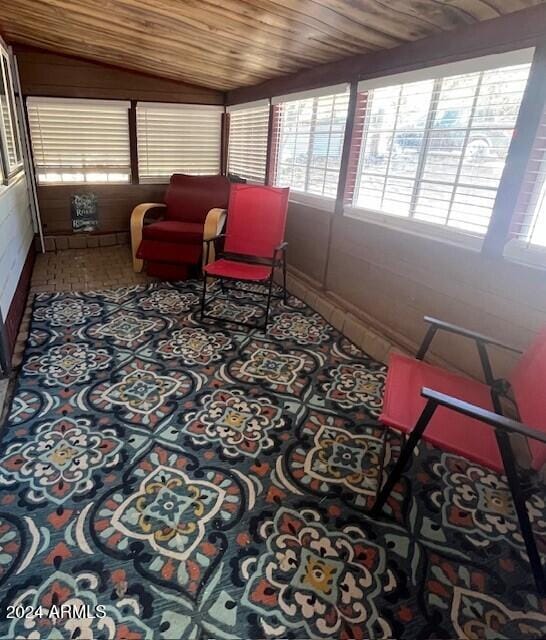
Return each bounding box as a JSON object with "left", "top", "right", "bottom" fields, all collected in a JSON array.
[{"left": 0, "top": 280, "right": 544, "bottom": 639}]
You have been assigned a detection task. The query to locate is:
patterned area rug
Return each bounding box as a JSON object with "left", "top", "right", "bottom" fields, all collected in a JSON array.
[{"left": 0, "top": 280, "right": 544, "bottom": 639}]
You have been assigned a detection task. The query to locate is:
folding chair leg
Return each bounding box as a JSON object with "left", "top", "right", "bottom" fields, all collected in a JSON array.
[
  {"left": 282, "top": 252, "right": 287, "bottom": 304},
  {"left": 263, "top": 271, "right": 275, "bottom": 331},
  {"left": 200, "top": 274, "right": 208, "bottom": 321},
  {"left": 371, "top": 399, "right": 438, "bottom": 516},
  {"left": 496, "top": 431, "right": 546, "bottom": 595},
  {"left": 373, "top": 428, "right": 390, "bottom": 507}
]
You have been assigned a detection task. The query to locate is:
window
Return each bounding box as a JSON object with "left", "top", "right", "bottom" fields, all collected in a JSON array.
[
  {"left": 272, "top": 85, "right": 349, "bottom": 201},
  {"left": 510, "top": 105, "right": 546, "bottom": 248},
  {"left": 227, "top": 100, "right": 269, "bottom": 183},
  {"left": 348, "top": 51, "right": 532, "bottom": 236},
  {"left": 27, "top": 97, "right": 130, "bottom": 184},
  {"left": 137, "top": 103, "right": 222, "bottom": 183},
  {"left": 0, "top": 47, "right": 23, "bottom": 182}
]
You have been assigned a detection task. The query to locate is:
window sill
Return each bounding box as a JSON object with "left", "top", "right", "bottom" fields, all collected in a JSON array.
[
  {"left": 0, "top": 170, "right": 25, "bottom": 196},
  {"left": 37, "top": 180, "right": 131, "bottom": 187},
  {"left": 343, "top": 206, "right": 484, "bottom": 252},
  {"left": 139, "top": 177, "right": 170, "bottom": 185},
  {"left": 504, "top": 238, "right": 546, "bottom": 272},
  {"left": 288, "top": 191, "right": 336, "bottom": 213}
]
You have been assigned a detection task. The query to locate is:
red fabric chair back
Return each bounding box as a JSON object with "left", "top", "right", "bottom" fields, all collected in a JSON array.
[
  {"left": 509, "top": 327, "right": 546, "bottom": 434},
  {"left": 164, "top": 174, "right": 230, "bottom": 223},
  {"left": 224, "top": 184, "right": 289, "bottom": 258}
]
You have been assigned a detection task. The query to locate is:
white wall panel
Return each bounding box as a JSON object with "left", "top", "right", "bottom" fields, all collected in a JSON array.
[{"left": 0, "top": 175, "right": 33, "bottom": 319}]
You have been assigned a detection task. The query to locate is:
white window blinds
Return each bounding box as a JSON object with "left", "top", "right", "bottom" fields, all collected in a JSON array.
[
  {"left": 0, "top": 50, "right": 22, "bottom": 178},
  {"left": 137, "top": 103, "right": 222, "bottom": 183},
  {"left": 26, "top": 97, "right": 130, "bottom": 184},
  {"left": 348, "top": 51, "right": 532, "bottom": 236},
  {"left": 227, "top": 100, "right": 269, "bottom": 183},
  {"left": 272, "top": 86, "right": 350, "bottom": 199},
  {"left": 511, "top": 105, "right": 546, "bottom": 247}
]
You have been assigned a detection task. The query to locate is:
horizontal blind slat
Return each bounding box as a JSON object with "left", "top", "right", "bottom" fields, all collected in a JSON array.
[
  {"left": 348, "top": 61, "right": 531, "bottom": 238},
  {"left": 272, "top": 90, "right": 349, "bottom": 199},
  {"left": 227, "top": 104, "right": 269, "bottom": 183},
  {"left": 511, "top": 111, "right": 546, "bottom": 247},
  {"left": 137, "top": 103, "right": 221, "bottom": 179},
  {"left": 27, "top": 97, "right": 131, "bottom": 184}
]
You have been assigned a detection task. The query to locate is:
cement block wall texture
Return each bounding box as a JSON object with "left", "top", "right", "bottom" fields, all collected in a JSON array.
[
  {"left": 284, "top": 268, "right": 395, "bottom": 364},
  {"left": 0, "top": 175, "right": 34, "bottom": 319},
  {"left": 284, "top": 203, "right": 546, "bottom": 379},
  {"left": 285, "top": 202, "right": 330, "bottom": 284},
  {"left": 43, "top": 233, "right": 131, "bottom": 252}
]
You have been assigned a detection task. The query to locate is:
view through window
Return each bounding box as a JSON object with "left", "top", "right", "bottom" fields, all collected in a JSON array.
[
  {"left": 227, "top": 102, "right": 269, "bottom": 183},
  {"left": 273, "top": 90, "right": 349, "bottom": 199},
  {"left": 351, "top": 62, "right": 531, "bottom": 235}
]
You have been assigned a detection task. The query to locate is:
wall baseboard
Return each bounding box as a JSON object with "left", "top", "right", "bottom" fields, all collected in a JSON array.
[
  {"left": 284, "top": 265, "right": 397, "bottom": 364},
  {"left": 5, "top": 242, "right": 36, "bottom": 359},
  {"left": 285, "top": 265, "right": 468, "bottom": 376},
  {"left": 43, "top": 232, "right": 130, "bottom": 252}
]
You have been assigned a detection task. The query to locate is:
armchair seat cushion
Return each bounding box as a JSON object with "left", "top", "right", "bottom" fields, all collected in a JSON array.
[
  {"left": 381, "top": 353, "right": 503, "bottom": 471},
  {"left": 142, "top": 220, "right": 204, "bottom": 244},
  {"left": 137, "top": 239, "right": 202, "bottom": 265}
]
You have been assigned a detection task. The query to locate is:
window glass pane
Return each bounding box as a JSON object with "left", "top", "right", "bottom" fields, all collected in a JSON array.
[
  {"left": 510, "top": 106, "right": 546, "bottom": 247},
  {"left": 529, "top": 189, "right": 546, "bottom": 246},
  {"left": 382, "top": 177, "right": 414, "bottom": 217},
  {"left": 351, "top": 61, "right": 531, "bottom": 236},
  {"left": 137, "top": 103, "right": 222, "bottom": 182},
  {"left": 354, "top": 79, "right": 433, "bottom": 212},
  {"left": 274, "top": 90, "right": 349, "bottom": 199},
  {"left": 414, "top": 182, "right": 453, "bottom": 225},
  {"left": 0, "top": 52, "right": 22, "bottom": 175},
  {"left": 432, "top": 73, "right": 478, "bottom": 129},
  {"left": 227, "top": 103, "right": 269, "bottom": 182}
]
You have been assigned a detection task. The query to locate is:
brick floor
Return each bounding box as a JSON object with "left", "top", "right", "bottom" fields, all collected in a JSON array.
[
  {"left": 12, "top": 245, "right": 155, "bottom": 368},
  {"left": 30, "top": 245, "right": 153, "bottom": 294}
]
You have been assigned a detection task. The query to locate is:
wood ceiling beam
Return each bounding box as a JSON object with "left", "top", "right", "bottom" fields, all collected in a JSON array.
[
  {"left": 227, "top": 2, "right": 546, "bottom": 103},
  {"left": 0, "top": 0, "right": 542, "bottom": 91}
]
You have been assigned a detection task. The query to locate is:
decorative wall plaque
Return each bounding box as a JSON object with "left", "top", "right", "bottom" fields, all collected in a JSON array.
[{"left": 71, "top": 193, "right": 99, "bottom": 232}]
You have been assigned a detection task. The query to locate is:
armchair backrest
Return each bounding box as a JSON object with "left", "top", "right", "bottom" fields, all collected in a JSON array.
[
  {"left": 165, "top": 174, "right": 230, "bottom": 223},
  {"left": 509, "top": 327, "right": 546, "bottom": 467},
  {"left": 224, "top": 184, "right": 289, "bottom": 258}
]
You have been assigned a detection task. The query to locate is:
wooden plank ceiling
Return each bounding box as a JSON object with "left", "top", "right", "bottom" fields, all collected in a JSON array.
[{"left": 0, "top": 0, "right": 544, "bottom": 91}]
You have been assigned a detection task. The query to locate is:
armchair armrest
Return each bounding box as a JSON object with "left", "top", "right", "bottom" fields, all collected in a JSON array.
[
  {"left": 203, "top": 208, "right": 227, "bottom": 267},
  {"left": 417, "top": 315, "right": 522, "bottom": 390},
  {"left": 204, "top": 234, "right": 226, "bottom": 244},
  {"left": 421, "top": 387, "right": 546, "bottom": 444},
  {"left": 421, "top": 316, "right": 522, "bottom": 353},
  {"left": 130, "top": 203, "right": 166, "bottom": 272},
  {"left": 203, "top": 208, "right": 227, "bottom": 241}
]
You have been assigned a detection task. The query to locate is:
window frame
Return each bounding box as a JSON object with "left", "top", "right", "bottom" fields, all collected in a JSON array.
[
  {"left": 505, "top": 103, "right": 546, "bottom": 252},
  {"left": 346, "top": 48, "right": 534, "bottom": 244},
  {"left": 26, "top": 96, "right": 132, "bottom": 186},
  {"left": 226, "top": 99, "right": 270, "bottom": 184},
  {"left": 136, "top": 101, "right": 223, "bottom": 184},
  {"left": 271, "top": 84, "right": 350, "bottom": 207},
  {"left": 0, "top": 44, "right": 24, "bottom": 185},
  {"left": 503, "top": 144, "right": 546, "bottom": 267}
]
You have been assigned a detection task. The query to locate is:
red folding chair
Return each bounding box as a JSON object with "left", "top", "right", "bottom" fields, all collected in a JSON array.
[
  {"left": 200, "top": 184, "right": 290, "bottom": 330},
  {"left": 371, "top": 317, "right": 546, "bottom": 594}
]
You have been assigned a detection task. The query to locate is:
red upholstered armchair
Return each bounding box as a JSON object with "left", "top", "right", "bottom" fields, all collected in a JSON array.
[{"left": 130, "top": 174, "right": 231, "bottom": 280}]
